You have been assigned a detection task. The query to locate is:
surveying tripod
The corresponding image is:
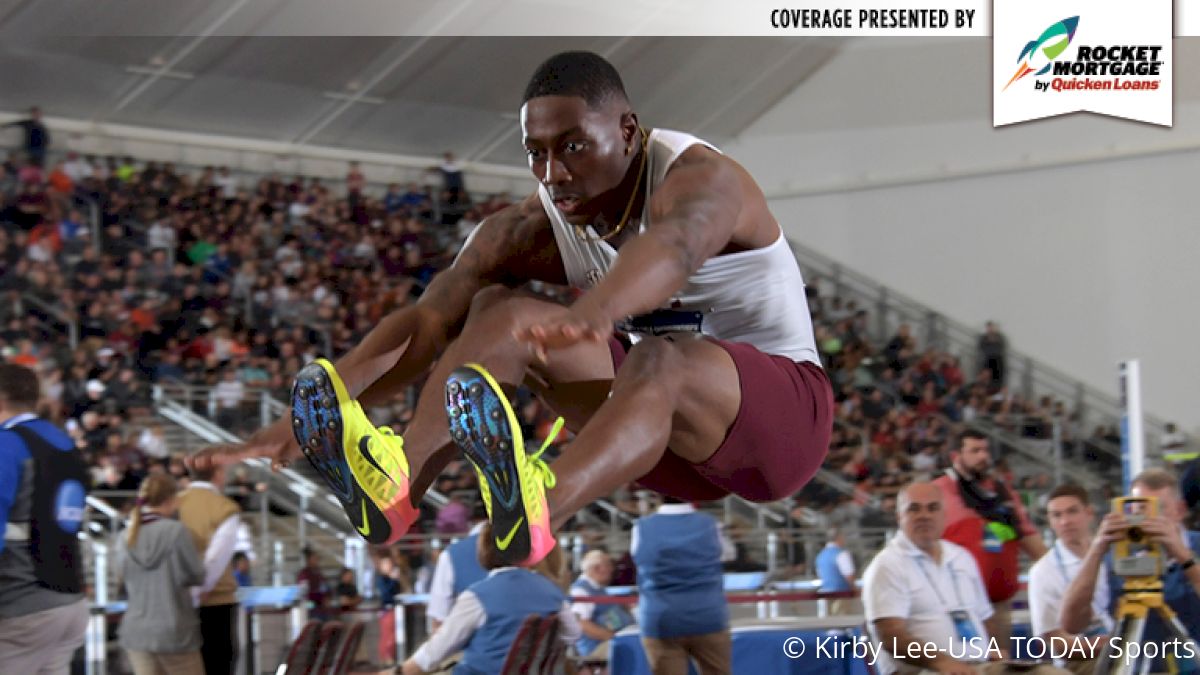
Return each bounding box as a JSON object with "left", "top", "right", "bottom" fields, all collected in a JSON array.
[{"left": 1095, "top": 578, "right": 1199, "bottom": 675}]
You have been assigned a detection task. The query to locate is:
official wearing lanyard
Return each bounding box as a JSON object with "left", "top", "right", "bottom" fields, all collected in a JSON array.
[
  {"left": 1052, "top": 545, "right": 1110, "bottom": 639},
  {"left": 916, "top": 556, "right": 984, "bottom": 648}
]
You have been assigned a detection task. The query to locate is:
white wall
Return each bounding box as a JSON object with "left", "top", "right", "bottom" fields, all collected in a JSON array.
[
  {"left": 725, "top": 122, "right": 1200, "bottom": 434},
  {"left": 720, "top": 39, "right": 1200, "bottom": 433},
  {"left": 763, "top": 148, "right": 1200, "bottom": 433}
]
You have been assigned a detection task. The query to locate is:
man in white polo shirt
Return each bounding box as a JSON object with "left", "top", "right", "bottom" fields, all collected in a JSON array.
[
  {"left": 863, "top": 481, "right": 1065, "bottom": 675},
  {"left": 1027, "top": 484, "right": 1111, "bottom": 675}
]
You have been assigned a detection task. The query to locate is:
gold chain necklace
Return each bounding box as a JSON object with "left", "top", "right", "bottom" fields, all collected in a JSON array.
[{"left": 574, "top": 127, "right": 648, "bottom": 243}]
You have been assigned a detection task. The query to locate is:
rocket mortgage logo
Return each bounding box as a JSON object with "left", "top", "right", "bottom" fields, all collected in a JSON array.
[
  {"left": 993, "top": 1, "right": 1172, "bottom": 126},
  {"left": 1002, "top": 16, "right": 1078, "bottom": 91}
]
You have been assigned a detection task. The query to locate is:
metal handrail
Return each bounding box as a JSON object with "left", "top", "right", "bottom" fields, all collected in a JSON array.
[
  {"left": 154, "top": 394, "right": 353, "bottom": 523},
  {"left": 965, "top": 418, "right": 1104, "bottom": 488},
  {"left": 69, "top": 192, "right": 101, "bottom": 254},
  {"left": 21, "top": 291, "right": 78, "bottom": 348},
  {"left": 156, "top": 386, "right": 452, "bottom": 511},
  {"left": 85, "top": 494, "right": 121, "bottom": 520}
]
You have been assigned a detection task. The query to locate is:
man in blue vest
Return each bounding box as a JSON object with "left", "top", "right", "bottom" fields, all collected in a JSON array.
[
  {"left": 427, "top": 508, "right": 489, "bottom": 632},
  {"left": 1062, "top": 468, "right": 1200, "bottom": 672},
  {"left": 0, "top": 363, "right": 90, "bottom": 674},
  {"left": 632, "top": 496, "right": 730, "bottom": 674},
  {"left": 571, "top": 549, "right": 636, "bottom": 661},
  {"left": 816, "top": 528, "right": 857, "bottom": 615},
  {"left": 401, "top": 522, "right": 581, "bottom": 675}
]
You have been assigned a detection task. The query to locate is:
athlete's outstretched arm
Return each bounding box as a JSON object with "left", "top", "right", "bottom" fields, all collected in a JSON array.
[
  {"left": 188, "top": 201, "right": 533, "bottom": 470},
  {"left": 519, "top": 147, "right": 744, "bottom": 353}
]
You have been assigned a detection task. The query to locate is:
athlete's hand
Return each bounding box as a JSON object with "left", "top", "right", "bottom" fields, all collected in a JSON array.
[
  {"left": 517, "top": 308, "right": 613, "bottom": 363},
  {"left": 186, "top": 430, "right": 300, "bottom": 473}
]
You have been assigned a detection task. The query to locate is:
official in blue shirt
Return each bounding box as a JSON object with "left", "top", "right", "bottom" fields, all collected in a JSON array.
[
  {"left": 231, "top": 551, "right": 252, "bottom": 587},
  {"left": 632, "top": 497, "right": 731, "bottom": 674},
  {"left": 570, "top": 549, "right": 635, "bottom": 660},
  {"left": 1062, "top": 469, "right": 1200, "bottom": 672},
  {"left": 816, "top": 528, "right": 858, "bottom": 615},
  {"left": 0, "top": 363, "right": 90, "bottom": 674},
  {"left": 401, "top": 523, "right": 581, "bottom": 675},
  {"left": 427, "top": 518, "right": 489, "bottom": 628}
]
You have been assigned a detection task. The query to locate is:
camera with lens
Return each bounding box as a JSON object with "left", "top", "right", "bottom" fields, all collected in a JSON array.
[{"left": 1111, "top": 496, "right": 1163, "bottom": 583}]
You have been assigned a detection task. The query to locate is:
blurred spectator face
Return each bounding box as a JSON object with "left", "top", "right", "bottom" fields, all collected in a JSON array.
[
  {"left": 404, "top": 246, "right": 422, "bottom": 267},
  {"left": 582, "top": 551, "right": 614, "bottom": 586},
  {"left": 898, "top": 483, "right": 945, "bottom": 549},
  {"left": 1046, "top": 494, "right": 1092, "bottom": 543},
  {"left": 955, "top": 436, "right": 991, "bottom": 479}
]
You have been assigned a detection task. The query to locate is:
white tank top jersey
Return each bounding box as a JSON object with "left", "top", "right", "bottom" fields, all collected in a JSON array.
[{"left": 536, "top": 128, "right": 820, "bottom": 365}]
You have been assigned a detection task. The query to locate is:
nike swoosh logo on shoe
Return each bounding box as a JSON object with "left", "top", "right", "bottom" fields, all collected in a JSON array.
[
  {"left": 497, "top": 516, "right": 525, "bottom": 550},
  {"left": 355, "top": 500, "right": 370, "bottom": 537},
  {"left": 359, "top": 436, "right": 399, "bottom": 485}
]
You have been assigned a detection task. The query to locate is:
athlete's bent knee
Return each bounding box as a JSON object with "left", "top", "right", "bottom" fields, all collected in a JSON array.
[
  {"left": 621, "top": 338, "right": 687, "bottom": 386},
  {"left": 467, "top": 284, "right": 517, "bottom": 317}
]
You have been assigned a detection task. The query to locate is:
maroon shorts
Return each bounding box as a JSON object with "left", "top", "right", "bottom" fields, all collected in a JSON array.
[{"left": 608, "top": 337, "right": 833, "bottom": 503}]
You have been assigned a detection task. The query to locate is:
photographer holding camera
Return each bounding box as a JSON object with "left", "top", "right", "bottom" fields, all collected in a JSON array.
[{"left": 1061, "top": 469, "right": 1200, "bottom": 665}]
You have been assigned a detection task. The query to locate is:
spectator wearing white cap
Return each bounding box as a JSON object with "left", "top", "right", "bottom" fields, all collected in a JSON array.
[
  {"left": 570, "top": 549, "right": 635, "bottom": 661},
  {"left": 70, "top": 379, "right": 108, "bottom": 419}
]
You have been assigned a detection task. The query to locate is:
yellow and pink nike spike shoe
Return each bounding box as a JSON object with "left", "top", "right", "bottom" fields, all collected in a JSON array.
[
  {"left": 291, "top": 358, "right": 418, "bottom": 545},
  {"left": 444, "top": 363, "right": 561, "bottom": 567}
]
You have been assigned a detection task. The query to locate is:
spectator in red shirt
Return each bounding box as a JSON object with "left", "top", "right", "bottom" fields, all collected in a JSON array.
[
  {"left": 47, "top": 161, "right": 73, "bottom": 195},
  {"left": 932, "top": 429, "right": 1047, "bottom": 652}
]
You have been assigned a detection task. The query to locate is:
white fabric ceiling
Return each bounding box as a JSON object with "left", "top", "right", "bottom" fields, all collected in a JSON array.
[
  {"left": 5, "top": 0, "right": 1199, "bottom": 172},
  {"left": 0, "top": 25, "right": 842, "bottom": 166}
]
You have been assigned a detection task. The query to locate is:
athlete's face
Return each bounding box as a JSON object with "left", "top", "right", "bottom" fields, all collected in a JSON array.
[{"left": 521, "top": 95, "right": 637, "bottom": 223}]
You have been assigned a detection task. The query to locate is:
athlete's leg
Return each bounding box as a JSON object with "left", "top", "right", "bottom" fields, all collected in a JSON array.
[
  {"left": 542, "top": 334, "right": 742, "bottom": 531},
  {"left": 290, "top": 285, "right": 609, "bottom": 544},
  {"left": 401, "top": 286, "right": 614, "bottom": 483},
  {"left": 439, "top": 323, "right": 743, "bottom": 564}
]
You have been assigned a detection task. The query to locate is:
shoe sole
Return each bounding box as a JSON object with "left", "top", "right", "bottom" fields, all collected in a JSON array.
[
  {"left": 291, "top": 361, "right": 398, "bottom": 545},
  {"left": 445, "top": 365, "right": 531, "bottom": 565}
]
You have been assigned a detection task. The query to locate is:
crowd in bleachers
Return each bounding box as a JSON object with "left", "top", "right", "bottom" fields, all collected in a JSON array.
[
  {"left": 0, "top": 144, "right": 1140, "bottom": 552},
  {"left": 791, "top": 283, "right": 1135, "bottom": 526},
  {"left": 10, "top": 136, "right": 1200, "bottom": 674}
]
